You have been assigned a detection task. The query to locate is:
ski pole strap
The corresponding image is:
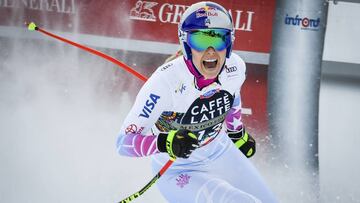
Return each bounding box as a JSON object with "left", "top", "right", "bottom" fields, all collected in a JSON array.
[
  {"left": 166, "top": 130, "right": 177, "bottom": 159},
  {"left": 234, "top": 131, "right": 249, "bottom": 148}
]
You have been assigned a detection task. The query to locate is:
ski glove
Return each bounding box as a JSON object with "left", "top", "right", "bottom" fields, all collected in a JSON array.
[
  {"left": 227, "top": 128, "right": 256, "bottom": 158},
  {"left": 157, "top": 129, "right": 199, "bottom": 159}
]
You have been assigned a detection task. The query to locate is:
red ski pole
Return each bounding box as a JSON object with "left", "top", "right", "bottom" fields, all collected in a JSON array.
[
  {"left": 26, "top": 22, "right": 174, "bottom": 202},
  {"left": 26, "top": 22, "right": 147, "bottom": 82}
]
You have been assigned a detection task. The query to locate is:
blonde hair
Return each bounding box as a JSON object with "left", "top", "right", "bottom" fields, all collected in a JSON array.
[{"left": 164, "top": 49, "right": 183, "bottom": 63}]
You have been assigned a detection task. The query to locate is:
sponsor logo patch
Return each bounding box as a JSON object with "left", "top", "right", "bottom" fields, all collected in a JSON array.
[
  {"left": 176, "top": 173, "right": 191, "bottom": 188},
  {"left": 139, "top": 93, "right": 161, "bottom": 118},
  {"left": 125, "top": 124, "right": 144, "bottom": 134},
  {"left": 160, "top": 63, "right": 173, "bottom": 71},
  {"left": 129, "top": 1, "right": 158, "bottom": 22},
  {"left": 284, "top": 14, "right": 321, "bottom": 31},
  {"left": 196, "top": 6, "right": 218, "bottom": 18},
  {"left": 225, "top": 65, "right": 237, "bottom": 73},
  {"left": 175, "top": 83, "right": 186, "bottom": 94},
  {"left": 182, "top": 90, "right": 233, "bottom": 144},
  {"left": 187, "top": 91, "right": 232, "bottom": 124},
  {"left": 155, "top": 90, "right": 234, "bottom": 146},
  {"left": 200, "top": 88, "right": 220, "bottom": 99}
]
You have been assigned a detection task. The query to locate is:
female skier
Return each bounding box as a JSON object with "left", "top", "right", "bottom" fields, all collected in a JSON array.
[{"left": 117, "top": 2, "right": 278, "bottom": 203}]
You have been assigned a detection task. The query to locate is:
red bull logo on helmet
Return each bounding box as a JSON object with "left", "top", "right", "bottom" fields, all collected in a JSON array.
[{"left": 196, "top": 6, "right": 219, "bottom": 18}]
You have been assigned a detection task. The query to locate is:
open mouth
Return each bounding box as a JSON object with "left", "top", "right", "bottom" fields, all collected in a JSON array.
[{"left": 202, "top": 59, "right": 218, "bottom": 69}]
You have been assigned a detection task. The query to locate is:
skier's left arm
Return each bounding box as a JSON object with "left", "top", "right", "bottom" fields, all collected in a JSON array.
[{"left": 225, "top": 91, "right": 256, "bottom": 158}]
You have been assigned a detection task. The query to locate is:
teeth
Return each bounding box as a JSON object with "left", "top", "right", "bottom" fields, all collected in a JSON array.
[{"left": 204, "top": 59, "right": 217, "bottom": 62}]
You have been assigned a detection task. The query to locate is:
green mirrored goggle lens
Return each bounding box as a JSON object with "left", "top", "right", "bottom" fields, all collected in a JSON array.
[{"left": 187, "top": 29, "right": 231, "bottom": 51}]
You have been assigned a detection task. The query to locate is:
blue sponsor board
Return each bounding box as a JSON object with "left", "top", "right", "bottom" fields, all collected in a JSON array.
[{"left": 284, "top": 14, "right": 320, "bottom": 31}]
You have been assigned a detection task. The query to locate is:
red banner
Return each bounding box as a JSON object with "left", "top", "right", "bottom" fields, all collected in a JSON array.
[
  {"left": 0, "top": 0, "right": 275, "bottom": 53},
  {"left": 0, "top": 0, "right": 273, "bottom": 138}
]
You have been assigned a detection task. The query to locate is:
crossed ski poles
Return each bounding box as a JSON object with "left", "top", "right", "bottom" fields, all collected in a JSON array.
[{"left": 26, "top": 22, "right": 174, "bottom": 203}]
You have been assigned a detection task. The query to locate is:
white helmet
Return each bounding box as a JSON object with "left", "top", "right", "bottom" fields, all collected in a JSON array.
[{"left": 178, "top": 1, "right": 235, "bottom": 60}]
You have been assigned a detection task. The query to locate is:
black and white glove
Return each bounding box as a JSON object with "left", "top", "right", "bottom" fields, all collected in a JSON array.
[
  {"left": 227, "top": 127, "right": 256, "bottom": 158},
  {"left": 157, "top": 129, "right": 199, "bottom": 159}
]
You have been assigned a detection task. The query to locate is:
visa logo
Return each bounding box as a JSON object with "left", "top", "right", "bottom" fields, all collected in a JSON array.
[{"left": 139, "top": 93, "right": 161, "bottom": 118}]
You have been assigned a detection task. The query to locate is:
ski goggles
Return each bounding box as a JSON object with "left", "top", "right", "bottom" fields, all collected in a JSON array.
[{"left": 186, "top": 29, "right": 232, "bottom": 51}]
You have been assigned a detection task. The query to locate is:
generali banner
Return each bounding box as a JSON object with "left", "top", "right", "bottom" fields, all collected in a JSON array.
[
  {"left": 1, "top": 0, "right": 273, "bottom": 138},
  {"left": 0, "top": 0, "right": 275, "bottom": 53}
]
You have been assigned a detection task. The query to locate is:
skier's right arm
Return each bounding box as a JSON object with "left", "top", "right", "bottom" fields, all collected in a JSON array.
[
  {"left": 116, "top": 69, "right": 199, "bottom": 159},
  {"left": 116, "top": 70, "right": 171, "bottom": 157}
]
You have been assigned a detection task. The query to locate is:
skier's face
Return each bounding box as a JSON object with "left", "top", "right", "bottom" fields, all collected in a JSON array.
[{"left": 191, "top": 47, "right": 226, "bottom": 79}]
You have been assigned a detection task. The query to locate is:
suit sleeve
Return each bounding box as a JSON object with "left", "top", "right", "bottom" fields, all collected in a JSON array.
[
  {"left": 116, "top": 70, "right": 172, "bottom": 157},
  {"left": 225, "top": 90, "right": 243, "bottom": 131},
  {"left": 225, "top": 54, "right": 246, "bottom": 132}
]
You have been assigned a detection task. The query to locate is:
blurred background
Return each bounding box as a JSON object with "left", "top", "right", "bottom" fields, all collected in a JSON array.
[{"left": 0, "top": 0, "right": 359, "bottom": 202}]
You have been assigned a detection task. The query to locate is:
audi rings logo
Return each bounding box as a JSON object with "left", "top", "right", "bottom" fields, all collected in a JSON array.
[
  {"left": 225, "top": 65, "right": 237, "bottom": 73},
  {"left": 284, "top": 14, "right": 320, "bottom": 31}
]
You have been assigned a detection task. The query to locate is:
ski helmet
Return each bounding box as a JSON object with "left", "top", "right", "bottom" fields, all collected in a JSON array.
[{"left": 178, "top": 1, "right": 235, "bottom": 60}]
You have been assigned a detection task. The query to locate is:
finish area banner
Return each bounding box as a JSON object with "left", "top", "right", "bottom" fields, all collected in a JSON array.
[
  {"left": 0, "top": 0, "right": 275, "bottom": 53},
  {"left": 0, "top": 0, "right": 274, "bottom": 138}
]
